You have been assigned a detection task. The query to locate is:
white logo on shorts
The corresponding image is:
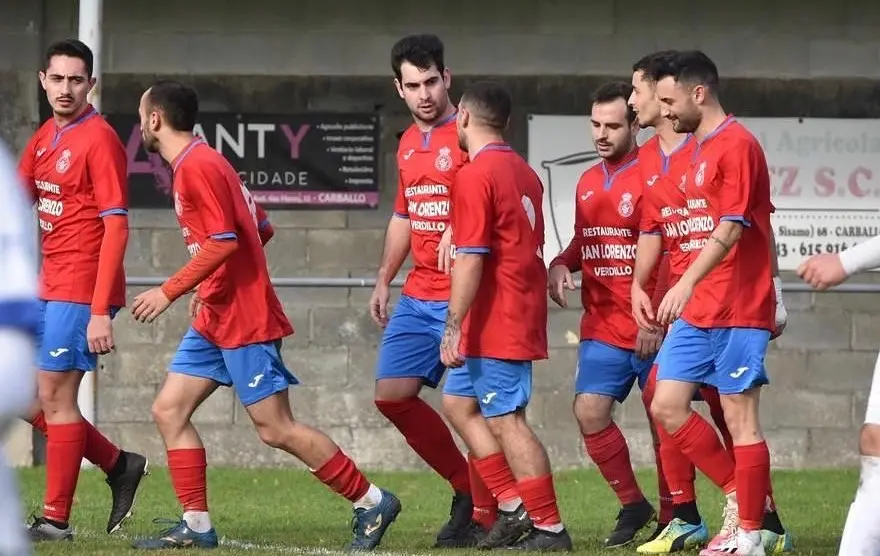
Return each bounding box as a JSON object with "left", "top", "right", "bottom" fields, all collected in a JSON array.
[
  {"left": 49, "top": 348, "right": 69, "bottom": 357},
  {"left": 482, "top": 392, "right": 497, "bottom": 405},
  {"left": 248, "top": 374, "right": 264, "bottom": 388},
  {"left": 730, "top": 366, "right": 748, "bottom": 378}
]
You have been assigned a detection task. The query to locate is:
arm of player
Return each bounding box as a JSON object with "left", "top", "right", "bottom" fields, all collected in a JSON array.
[
  {"left": 161, "top": 239, "right": 238, "bottom": 301},
  {"left": 442, "top": 167, "right": 492, "bottom": 368},
  {"left": 632, "top": 233, "right": 663, "bottom": 330},
  {"left": 798, "top": 234, "right": 880, "bottom": 290},
  {"left": 767, "top": 224, "right": 787, "bottom": 336},
  {"left": 377, "top": 175, "right": 412, "bottom": 285},
  {"left": 89, "top": 131, "right": 130, "bottom": 317},
  {"left": 550, "top": 237, "right": 582, "bottom": 273},
  {"left": 255, "top": 204, "right": 274, "bottom": 246}
]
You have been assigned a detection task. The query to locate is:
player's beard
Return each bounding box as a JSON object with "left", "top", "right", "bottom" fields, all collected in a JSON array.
[
  {"left": 671, "top": 108, "right": 700, "bottom": 134},
  {"left": 142, "top": 130, "right": 160, "bottom": 154},
  {"left": 457, "top": 128, "right": 468, "bottom": 152}
]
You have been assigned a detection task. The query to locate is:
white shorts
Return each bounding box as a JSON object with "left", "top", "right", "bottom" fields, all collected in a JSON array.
[{"left": 865, "top": 350, "right": 880, "bottom": 425}]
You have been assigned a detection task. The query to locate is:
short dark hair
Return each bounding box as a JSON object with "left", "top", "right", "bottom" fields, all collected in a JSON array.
[
  {"left": 461, "top": 81, "right": 512, "bottom": 131},
  {"left": 592, "top": 81, "right": 636, "bottom": 123},
  {"left": 44, "top": 39, "right": 94, "bottom": 77},
  {"left": 146, "top": 80, "right": 199, "bottom": 132},
  {"left": 391, "top": 34, "right": 446, "bottom": 82},
  {"left": 632, "top": 50, "right": 679, "bottom": 83},
  {"left": 653, "top": 50, "right": 720, "bottom": 90}
]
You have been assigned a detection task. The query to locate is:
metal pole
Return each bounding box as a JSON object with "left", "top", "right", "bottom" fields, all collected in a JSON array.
[{"left": 78, "top": 0, "right": 103, "bottom": 469}]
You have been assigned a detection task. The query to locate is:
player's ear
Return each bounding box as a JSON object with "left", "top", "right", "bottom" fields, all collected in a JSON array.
[
  {"left": 38, "top": 71, "right": 47, "bottom": 90},
  {"left": 443, "top": 68, "right": 451, "bottom": 89},
  {"left": 692, "top": 84, "right": 706, "bottom": 105},
  {"left": 393, "top": 78, "right": 404, "bottom": 99}
]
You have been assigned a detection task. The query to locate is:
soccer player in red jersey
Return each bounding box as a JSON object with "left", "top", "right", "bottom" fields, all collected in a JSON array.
[
  {"left": 629, "top": 51, "right": 792, "bottom": 555},
  {"left": 441, "top": 81, "right": 572, "bottom": 552},
  {"left": 128, "top": 80, "right": 401, "bottom": 551},
  {"left": 16, "top": 39, "right": 149, "bottom": 541},
  {"left": 369, "top": 34, "right": 498, "bottom": 546},
  {"left": 547, "top": 81, "right": 660, "bottom": 548},
  {"left": 646, "top": 51, "right": 780, "bottom": 556}
]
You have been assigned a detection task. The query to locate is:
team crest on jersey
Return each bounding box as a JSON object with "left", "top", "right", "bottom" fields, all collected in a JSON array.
[
  {"left": 695, "top": 161, "right": 707, "bottom": 187},
  {"left": 678, "top": 174, "right": 687, "bottom": 192},
  {"left": 435, "top": 146, "right": 453, "bottom": 172},
  {"left": 618, "top": 192, "right": 634, "bottom": 217},
  {"left": 55, "top": 149, "right": 72, "bottom": 174},
  {"left": 174, "top": 191, "right": 183, "bottom": 216}
]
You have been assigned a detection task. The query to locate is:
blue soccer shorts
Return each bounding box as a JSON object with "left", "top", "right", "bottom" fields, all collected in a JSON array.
[
  {"left": 442, "top": 358, "right": 532, "bottom": 418},
  {"left": 655, "top": 318, "right": 771, "bottom": 395},
  {"left": 169, "top": 327, "right": 298, "bottom": 407},
  {"left": 37, "top": 300, "right": 119, "bottom": 372},
  {"left": 375, "top": 294, "right": 448, "bottom": 388},
  {"left": 574, "top": 340, "right": 655, "bottom": 402}
]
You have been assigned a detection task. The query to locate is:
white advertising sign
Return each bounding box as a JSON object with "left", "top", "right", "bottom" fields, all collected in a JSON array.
[{"left": 528, "top": 115, "right": 880, "bottom": 271}]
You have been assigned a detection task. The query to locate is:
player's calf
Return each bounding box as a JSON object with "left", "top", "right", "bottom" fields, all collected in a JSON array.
[{"left": 574, "top": 393, "right": 654, "bottom": 548}]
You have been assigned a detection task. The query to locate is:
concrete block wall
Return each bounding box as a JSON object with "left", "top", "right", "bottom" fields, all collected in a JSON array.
[{"left": 2, "top": 0, "right": 880, "bottom": 470}]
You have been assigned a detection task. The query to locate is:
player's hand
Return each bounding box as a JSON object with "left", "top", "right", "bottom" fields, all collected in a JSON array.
[
  {"left": 188, "top": 291, "right": 203, "bottom": 321},
  {"left": 796, "top": 253, "right": 848, "bottom": 291},
  {"left": 631, "top": 283, "right": 661, "bottom": 332},
  {"left": 87, "top": 314, "right": 114, "bottom": 355},
  {"left": 440, "top": 324, "right": 465, "bottom": 368},
  {"left": 437, "top": 227, "right": 453, "bottom": 274},
  {"left": 132, "top": 287, "right": 172, "bottom": 323},
  {"left": 771, "top": 277, "right": 787, "bottom": 340},
  {"left": 657, "top": 281, "right": 693, "bottom": 325},
  {"left": 369, "top": 284, "right": 391, "bottom": 328},
  {"left": 635, "top": 327, "right": 664, "bottom": 359},
  {"left": 548, "top": 264, "right": 576, "bottom": 308}
]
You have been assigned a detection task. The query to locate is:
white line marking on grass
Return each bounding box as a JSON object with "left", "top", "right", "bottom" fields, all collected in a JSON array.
[{"left": 76, "top": 528, "right": 427, "bottom": 556}]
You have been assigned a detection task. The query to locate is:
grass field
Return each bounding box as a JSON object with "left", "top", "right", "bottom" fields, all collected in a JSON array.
[{"left": 17, "top": 466, "right": 853, "bottom": 556}]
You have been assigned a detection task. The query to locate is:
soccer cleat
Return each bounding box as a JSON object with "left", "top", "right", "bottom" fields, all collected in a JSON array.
[
  {"left": 26, "top": 515, "right": 73, "bottom": 542},
  {"left": 699, "top": 528, "right": 766, "bottom": 555},
  {"left": 761, "top": 529, "right": 794, "bottom": 554},
  {"left": 604, "top": 499, "right": 657, "bottom": 548},
  {"left": 349, "top": 488, "right": 402, "bottom": 550},
  {"left": 645, "top": 521, "right": 669, "bottom": 543},
  {"left": 434, "top": 490, "right": 479, "bottom": 547},
  {"left": 106, "top": 451, "right": 150, "bottom": 533},
  {"left": 636, "top": 518, "right": 709, "bottom": 553},
  {"left": 706, "top": 497, "right": 739, "bottom": 551},
  {"left": 130, "top": 518, "right": 219, "bottom": 550},
  {"left": 476, "top": 504, "right": 532, "bottom": 549},
  {"left": 508, "top": 527, "right": 573, "bottom": 552}
]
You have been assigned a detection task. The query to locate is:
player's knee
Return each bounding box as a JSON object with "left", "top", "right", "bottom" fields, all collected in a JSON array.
[
  {"left": 573, "top": 395, "right": 612, "bottom": 435},
  {"left": 150, "top": 397, "right": 188, "bottom": 432},
  {"left": 859, "top": 424, "right": 880, "bottom": 456},
  {"left": 485, "top": 410, "right": 526, "bottom": 439},
  {"left": 254, "top": 421, "right": 290, "bottom": 450},
  {"left": 374, "top": 377, "right": 422, "bottom": 402},
  {"left": 649, "top": 395, "right": 684, "bottom": 432}
]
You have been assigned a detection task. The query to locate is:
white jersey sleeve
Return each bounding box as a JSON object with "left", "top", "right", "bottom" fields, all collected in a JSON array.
[
  {"left": 840, "top": 235, "right": 880, "bottom": 276},
  {"left": 0, "top": 139, "right": 39, "bottom": 335}
]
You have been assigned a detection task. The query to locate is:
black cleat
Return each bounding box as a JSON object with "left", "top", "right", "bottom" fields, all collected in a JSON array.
[
  {"left": 509, "top": 527, "right": 573, "bottom": 552},
  {"left": 477, "top": 504, "right": 532, "bottom": 550},
  {"left": 106, "top": 451, "right": 150, "bottom": 534},
  {"left": 604, "top": 499, "right": 656, "bottom": 548},
  {"left": 435, "top": 491, "right": 478, "bottom": 547}
]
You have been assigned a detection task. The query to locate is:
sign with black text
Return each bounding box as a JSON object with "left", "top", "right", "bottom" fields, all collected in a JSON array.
[{"left": 107, "top": 113, "right": 381, "bottom": 209}]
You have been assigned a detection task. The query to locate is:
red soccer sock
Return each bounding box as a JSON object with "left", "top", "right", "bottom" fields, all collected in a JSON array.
[
  {"left": 657, "top": 426, "right": 697, "bottom": 504},
  {"left": 734, "top": 442, "right": 771, "bottom": 531},
  {"left": 583, "top": 423, "right": 644, "bottom": 505},
  {"left": 30, "top": 411, "right": 121, "bottom": 474},
  {"left": 653, "top": 442, "right": 674, "bottom": 523},
  {"left": 375, "top": 398, "right": 470, "bottom": 493},
  {"left": 699, "top": 386, "right": 735, "bottom": 456},
  {"left": 473, "top": 452, "right": 520, "bottom": 504},
  {"left": 468, "top": 453, "right": 497, "bottom": 528},
  {"left": 313, "top": 449, "right": 370, "bottom": 502},
  {"left": 168, "top": 448, "right": 209, "bottom": 512},
  {"left": 670, "top": 412, "right": 736, "bottom": 494},
  {"left": 43, "top": 421, "right": 87, "bottom": 523},
  {"left": 517, "top": 475, "right": 562, "bottom": 528}
]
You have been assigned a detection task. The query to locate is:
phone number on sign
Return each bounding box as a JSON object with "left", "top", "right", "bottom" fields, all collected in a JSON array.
[{"left": 776, "top": 242, "right": 854, "bottom": 259}]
